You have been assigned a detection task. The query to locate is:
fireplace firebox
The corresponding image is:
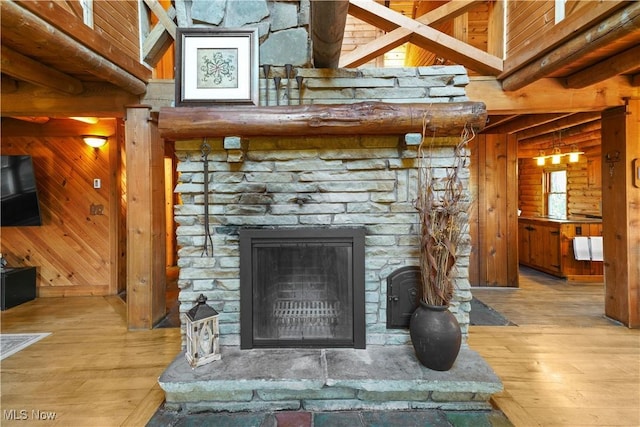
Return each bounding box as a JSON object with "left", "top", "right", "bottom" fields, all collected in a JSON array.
[{"left": 240, "top": 228, "right": 365, "bottom": 349}]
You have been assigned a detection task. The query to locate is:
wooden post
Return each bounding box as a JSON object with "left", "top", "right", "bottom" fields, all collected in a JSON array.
[
  {"left": 601, "top": 101, "right": 640, "bottom": 328},
  {"left": 469, "top": 133, "right": 519, "bottom": 287},
  {"left": 125, "top": 106, "right": 166, "bottom": 329}
]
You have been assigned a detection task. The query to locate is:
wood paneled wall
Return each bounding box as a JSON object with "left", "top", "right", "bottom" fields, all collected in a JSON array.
[
  {"left": 506, "top": 1, "right": 554, "bottom": 58},
  {"left": 342, "top": 15, "right": 386, "bottom": 67},
  {"left": 93, "top": 1, "right": 141, "bottom": 64},
  {"left": 518, "top": 142, "right": 602, "bottom": 218},
  {"left": 506, "top": 0, "right": 597, "bottom": 58},
  {"left": 1, "top": 120, "right": 118, "bottom": 296}
]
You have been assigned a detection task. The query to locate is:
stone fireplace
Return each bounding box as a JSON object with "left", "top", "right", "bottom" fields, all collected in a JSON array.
[
  {"left": 158, "top": 67, "right": 502, "bottom": 413},
  {"left": 170, "top": 67, "right": 480, "bottom": 349}
]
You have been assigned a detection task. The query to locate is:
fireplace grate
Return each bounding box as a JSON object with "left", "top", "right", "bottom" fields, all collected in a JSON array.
[
  {"left": 273, "top": 300, "right": 341, "bottom": 325},
  {"left": 273, "top": 299, "right": 340, "bottom": 338}
]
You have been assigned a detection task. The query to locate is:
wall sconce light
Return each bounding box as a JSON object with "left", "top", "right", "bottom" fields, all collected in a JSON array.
[
  {"left": 535, "top": 150, "right": 546, "bottom": 166},
  {"left": 551, "top": 147, "right": 563, "bottom": 164},
  {"left": 567, "top": 145, "right": 584, "bottom": 163},
  {"left": 83, "top": 135, "right": 108, "bottom": 148}
]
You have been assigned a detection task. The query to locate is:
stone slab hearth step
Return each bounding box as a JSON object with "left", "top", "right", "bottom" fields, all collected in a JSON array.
[
  {"left": 147, "top": 408, "right": 514, "bottom": 426},
  {"left": 158, "top": 344, "right": 502, "bottom": 414}
]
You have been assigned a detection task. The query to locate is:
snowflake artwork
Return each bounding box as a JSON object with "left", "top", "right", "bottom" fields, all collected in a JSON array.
[{"left": 197, "top": 48, "right": 238, "bottom": 89}]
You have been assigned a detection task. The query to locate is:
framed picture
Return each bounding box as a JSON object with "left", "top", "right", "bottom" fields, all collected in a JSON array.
[{"left": 175, "top": 28, "right": 259, "bottom": 106}]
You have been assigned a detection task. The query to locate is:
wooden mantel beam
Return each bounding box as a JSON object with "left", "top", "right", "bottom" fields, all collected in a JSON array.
[{"left": 158, "top": 102, "right": 487, "bottom": 140}]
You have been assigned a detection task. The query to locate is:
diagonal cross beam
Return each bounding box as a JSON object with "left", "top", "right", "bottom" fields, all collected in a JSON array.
[
  {"left": 345, "top": 0, "right": 502, "bottom": 75},
  {"left": 341, "top": 0, "right": 482, "bottom": 68}
]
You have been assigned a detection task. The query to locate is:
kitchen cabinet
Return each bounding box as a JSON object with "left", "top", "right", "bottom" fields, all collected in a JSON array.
[{"left": 519, "top": 218, "right": 603, "bottom": 281}]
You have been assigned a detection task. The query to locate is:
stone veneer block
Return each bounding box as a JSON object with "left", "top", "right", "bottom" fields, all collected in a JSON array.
[
  {"left": 269, "top": 1, "right": 301, "bottom": 31},
  {"left": 260, "top": 28, "right": 310, "bottom": 66},
  {"left": 405, "top": 133, "right": 423, "bottom": 146}
]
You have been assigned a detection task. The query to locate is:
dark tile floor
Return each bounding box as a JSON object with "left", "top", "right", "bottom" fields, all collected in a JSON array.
[{"left": 147, "top": 408, "right": 513, "bottom": 427}]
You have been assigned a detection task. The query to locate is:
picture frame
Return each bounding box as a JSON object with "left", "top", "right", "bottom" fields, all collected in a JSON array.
[{"left": 175, "top": 28, "right": 259, "bottom": 106}]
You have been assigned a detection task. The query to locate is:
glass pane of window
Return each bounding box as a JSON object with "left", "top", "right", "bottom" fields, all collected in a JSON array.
[
  {"left": 548, "top": 193, "right": 567, "bottom": 218},
  {"left": 550, "top": 170, "right": 566, "bottom": 192},
  {"left": 546, "top": 170, "right": 567, "bottom": 218}
]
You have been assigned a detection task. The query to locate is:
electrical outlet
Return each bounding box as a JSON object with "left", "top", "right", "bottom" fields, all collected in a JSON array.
[
  {"left": 90, "top": 204, "right": 104, "bottom": 215},
  {"left": 93, "top": 178, "right": 101, "bottom": 189}
]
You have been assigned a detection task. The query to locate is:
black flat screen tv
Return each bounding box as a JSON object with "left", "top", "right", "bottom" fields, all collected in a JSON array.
[{"left": 1, "top": 155, "right": 43, "bottom": 226}]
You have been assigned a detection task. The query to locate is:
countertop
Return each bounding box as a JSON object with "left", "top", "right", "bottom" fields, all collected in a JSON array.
[{"left": 518, "top": 216, "right": 602, "bottom": 224}]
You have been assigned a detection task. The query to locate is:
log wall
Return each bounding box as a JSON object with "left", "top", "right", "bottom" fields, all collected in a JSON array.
[
  {"left": 0, "top": 120, "right": 117, "bottom": 296},
  {"left": 518, "top": 140, "right": 602, "bottom": 219}
]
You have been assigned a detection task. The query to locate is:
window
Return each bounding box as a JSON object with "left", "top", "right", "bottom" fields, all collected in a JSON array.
[
  {"left": 545, "top": 170, "right": 567, "bottom": 218},
  {"left": 555, "top": 0, "right": 566, "bottom": 24},
  {"left": 80, "top": 0, "right": 94, "bottom": 28}
]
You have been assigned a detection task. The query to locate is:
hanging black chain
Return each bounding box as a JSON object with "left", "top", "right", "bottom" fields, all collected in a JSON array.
[{"left": 201, "top": 139, "right": 214, "bottom": 257}]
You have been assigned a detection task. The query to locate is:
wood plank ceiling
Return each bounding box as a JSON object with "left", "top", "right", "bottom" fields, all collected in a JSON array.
[{"left": 1, "top": 0, "right": 639, "bottom": 148}]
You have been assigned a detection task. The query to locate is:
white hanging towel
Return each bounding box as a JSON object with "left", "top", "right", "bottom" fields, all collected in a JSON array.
[
  {"left": 589, "top": 236, "right": 604, "bottom": 262},
  {"left": 573, "top": 237, "right": 591, "bottom": 261}
]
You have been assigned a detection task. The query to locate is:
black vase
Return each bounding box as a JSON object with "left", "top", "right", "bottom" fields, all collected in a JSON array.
[{"left": 409, "top": 300, "right": 462, "bottom": 371}]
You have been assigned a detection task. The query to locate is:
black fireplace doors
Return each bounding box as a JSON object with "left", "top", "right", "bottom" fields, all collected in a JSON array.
[{"left": 240, "top": 228, "right": 365, "bottom": 349}]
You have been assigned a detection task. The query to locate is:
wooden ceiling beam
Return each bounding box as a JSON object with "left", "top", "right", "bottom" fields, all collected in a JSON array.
[
  {"left": 347, "top": 0, "right": 502, "bottom": 75},
  {"left": 486, "top": 113, "right": 574, "bottom": 135},
  {"left": 515, "top": 112, "right": 601, "bottom": 141},
  {"left": 564, "top": 44, "right": 640, "bottom": 89},
  {"left": 1, "top": 45, "right": 84, "bottom": 95},
  {"left": 482, "top": 114, "right": 519, "bottom": 132},
  {"left": 0, "top": 82, "right": 138, "bottom": 117},
  {"left": 518, "top": 135, "right": 601, "bottom": 158},
  {"left": 341, "top": 0, "right": 481, "bottom": 68},
  {"left": 468, "top": 76, "right": 639, "bottom": 115},
  {"left": 1, "top": 74, "right": 19, "bottom": 93},
  {"left": 1, "top": 1, "right": 148, "bottom": 95},
  {"left": 502, "top": 2, "right": 640, "bottom": 91},
  {"left": 312, "top": 0, "right": 350, "bottom": 68},
  {"left": 518, "top": 128, "right": 602, "bottom": 153},
  {"left": 1, "top": 117, "right": 116, "bottom": 137}
]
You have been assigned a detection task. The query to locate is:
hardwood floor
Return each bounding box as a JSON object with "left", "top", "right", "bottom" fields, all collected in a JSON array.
[
  {"left": 469, "top": 267, "right": 640, "bottom": 426},
  {"left": 1, "top": 267, "right": 637, "bottom": 426},
  {"left": 0, "top": 296, "right": 180, "bottom": 426}
]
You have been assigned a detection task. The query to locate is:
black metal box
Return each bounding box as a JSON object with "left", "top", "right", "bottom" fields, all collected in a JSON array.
[{"left": 1, "top": 267, "right": 37, "bottom": 310}]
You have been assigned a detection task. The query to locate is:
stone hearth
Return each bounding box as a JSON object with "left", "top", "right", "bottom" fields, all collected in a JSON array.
[{"left": 159, "top": 345, "right": 502, "bottom": 413}]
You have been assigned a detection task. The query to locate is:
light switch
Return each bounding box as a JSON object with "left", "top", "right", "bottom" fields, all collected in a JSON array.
[{"left": 93, "top": 178, "right": 101, "bottom": 189}]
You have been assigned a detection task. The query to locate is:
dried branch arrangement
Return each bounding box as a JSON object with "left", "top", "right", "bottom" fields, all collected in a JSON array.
[{"left": 415, "top": 118, "right": 474, "bottom": 306}]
